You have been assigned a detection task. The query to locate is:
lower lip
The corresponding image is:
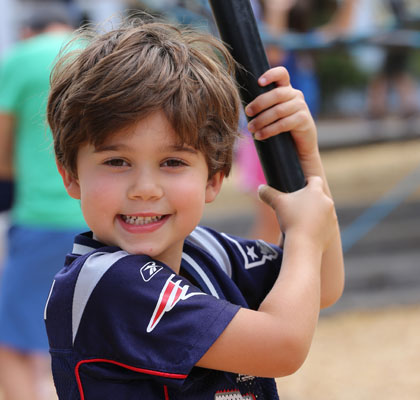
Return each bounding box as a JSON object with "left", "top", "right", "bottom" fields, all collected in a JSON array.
[{"left": 117, "top": 215, "right": 169, "bottom": 233}]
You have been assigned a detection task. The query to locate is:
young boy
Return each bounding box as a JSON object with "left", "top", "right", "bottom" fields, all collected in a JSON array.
[{"left": 44, "top": 16, "right": 344, "bottom": 399}]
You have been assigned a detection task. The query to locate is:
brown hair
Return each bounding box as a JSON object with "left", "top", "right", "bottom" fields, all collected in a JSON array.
[{"left": 48, "top": 15, "right": 241, "bottom": 178}]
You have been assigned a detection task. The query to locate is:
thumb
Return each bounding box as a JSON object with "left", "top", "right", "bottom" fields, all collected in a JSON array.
[{"left": 258, "top": 184, "right": 284, "bottom": 209}]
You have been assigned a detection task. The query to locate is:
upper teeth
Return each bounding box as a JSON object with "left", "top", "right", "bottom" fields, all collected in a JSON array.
[{"left": 122, "top": 215, "right": 163, "bottom": 225}]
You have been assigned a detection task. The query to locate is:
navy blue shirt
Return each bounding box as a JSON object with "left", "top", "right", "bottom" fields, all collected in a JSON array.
[{"left": 45, "top": 226, "right": 282, "bottom": 399}]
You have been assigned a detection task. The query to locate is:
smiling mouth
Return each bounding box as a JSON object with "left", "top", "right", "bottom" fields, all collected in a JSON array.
[{"left": 120, "top": 215, "right": 165, "bottom": 226}]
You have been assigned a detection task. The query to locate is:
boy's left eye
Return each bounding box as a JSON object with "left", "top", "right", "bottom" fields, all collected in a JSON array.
[
  {"left": 161, "top": 158, "right": 187, "bottom": 168},
  {"left": 104, "top": 158, "right": 129, "bottom": 167}
]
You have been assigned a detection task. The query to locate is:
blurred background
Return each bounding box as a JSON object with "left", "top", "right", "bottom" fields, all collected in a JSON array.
[{"left": 0, "top": 0, "right": 419, "bottom": 399}]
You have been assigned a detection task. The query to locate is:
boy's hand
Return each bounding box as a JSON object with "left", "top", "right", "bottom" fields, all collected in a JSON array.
[
  {"left": 245, "top": 67, "right": 318, "bottom": 163},
  {"left": 258, "top": 176, "right": 336, "bottom": 250}
]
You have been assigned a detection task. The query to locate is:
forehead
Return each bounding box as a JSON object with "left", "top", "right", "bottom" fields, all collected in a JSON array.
[{"left": 93, "top": 110, "right": 195, "bottom": 152}]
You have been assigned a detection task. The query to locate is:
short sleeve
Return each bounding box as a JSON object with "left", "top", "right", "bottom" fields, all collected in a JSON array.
[
  {"left": 222, "top": 233, "right": 283, "bottom": 308},
  {"left": 0, "top": 51, "right": 22, "bottom": 112},
  {"left": 185, "top": 227, "right": 283, "bottom": 310},
  {"left": 73, "top": 253, "right": 240, "bottom": 386}
]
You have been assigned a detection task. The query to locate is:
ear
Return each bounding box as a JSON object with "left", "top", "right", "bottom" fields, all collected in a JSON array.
[
  {"left": 56, "top": 161, "right": 81, "bottom": 200},
  {"left": 205, "top": 171, "right": 224, "bottom": 203}
]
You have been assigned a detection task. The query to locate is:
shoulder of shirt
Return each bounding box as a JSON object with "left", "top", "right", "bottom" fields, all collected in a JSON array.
[
  {"left": 68, "top": 232, "right": 154, "bottom": 271},
  {"left": 185, "top": 226, "right": 282, "bottom": 274}
]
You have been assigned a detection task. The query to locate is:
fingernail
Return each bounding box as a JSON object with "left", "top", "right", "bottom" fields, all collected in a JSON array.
[
  {"left": 248, "top": 122, "right": 255, "bottom": 133},
  {"left": 259, "top": 77, "right": 267, "bottom": 85},
  {"left": 245, "top": 105, "right": 254, "bottom": 116},
  {"left": 254, "top": 131, "right": 262, "bottom": 140}
]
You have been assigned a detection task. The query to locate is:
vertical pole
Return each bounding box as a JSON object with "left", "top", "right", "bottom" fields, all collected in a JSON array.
[{"left": 209, "top": 0, "right": 305, "bottom": 192}]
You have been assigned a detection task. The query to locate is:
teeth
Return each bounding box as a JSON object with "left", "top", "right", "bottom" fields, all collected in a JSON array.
[{"left": 122, "top": 215, "right": 163, "bottom": 225}]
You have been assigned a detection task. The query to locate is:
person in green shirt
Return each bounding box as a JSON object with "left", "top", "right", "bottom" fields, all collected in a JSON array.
[{"left": 0, "top": 6, "right": 85, "bottom": 399}]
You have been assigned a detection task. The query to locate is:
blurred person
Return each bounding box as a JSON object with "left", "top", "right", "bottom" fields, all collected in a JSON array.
[
  {"left": 317, "top": 0, "right": 358, "bottom": 38},
  {"left": 0, "top": 4, "right": 85, "bottom": 399},
  {"left": 366, "top": 0, "right": 420, "bottom": 119}
]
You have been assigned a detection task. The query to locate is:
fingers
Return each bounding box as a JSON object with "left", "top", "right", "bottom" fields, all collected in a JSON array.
[
  {"left": 258, "top": 176, "right": 336, "bottom": 247},
  {"left": 248, "top": 100, "right": 307, "bottom": 140},
  {"left": 305, "top": 175, "right": 324, "bottom": 192},
  {"left": 257, "top": 184, "right": 283, "bottom": 209},
  {"left": 257, "top": 66, "right": 290, "bottom": 89},
  {"left": 245, "top": 67, "right": 309, "bottom": 141},
  {"left": 247, "top": 86, "right": 303, "bottom": 117},
  {"left": 258, "top": 176, "right": 324, "bottom": 209},
  {"left": 245, "top": 77, "right": 297, "bottom": 119}
]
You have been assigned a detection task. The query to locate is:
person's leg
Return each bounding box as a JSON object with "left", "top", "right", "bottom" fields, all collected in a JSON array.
[
  {"left": 393, "top": 73, "right": 419, "bottom": 116},
  {"left": 367, "top": 74, "right": 388, "bottom": 118},
  {"left": 0, "top": 346, "right": 39, "bottom": 400},
  {"left": 0, "top": 226, "right": 78, "bottom": 400},
  {"left": 0, "top": 348, "right": 55, "bottom": 400},
  {"left": 32, "top": 353, "right": 56, "bottom": 400}
]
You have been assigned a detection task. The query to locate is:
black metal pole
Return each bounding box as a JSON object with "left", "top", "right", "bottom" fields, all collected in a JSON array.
[{"left": 209, "top": 0, "right": 305, "bottom": 192}]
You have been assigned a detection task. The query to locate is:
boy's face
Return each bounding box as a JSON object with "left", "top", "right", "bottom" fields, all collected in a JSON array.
[{"left": 59, "top": 110, "right": 223, "bottom": 270}]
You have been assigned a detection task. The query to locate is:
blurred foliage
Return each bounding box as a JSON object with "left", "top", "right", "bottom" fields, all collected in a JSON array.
[
  {"left": 408, "top": 51, "right": 420, "bottom": 76},
  {"left": 314, "top": 49, "right": 370, "bottom": 105}
]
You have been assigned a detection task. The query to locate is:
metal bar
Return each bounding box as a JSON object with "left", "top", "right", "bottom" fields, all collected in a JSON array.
[{"left": 209, "top": 0, "right": 305, "bottom": 192}]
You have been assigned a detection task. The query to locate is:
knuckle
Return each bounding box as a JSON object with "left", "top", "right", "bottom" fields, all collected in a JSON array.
[
  {"left": 313, "top": 176, "right": 323, "bottom": 185},
  {"left": 274, "top": 87, "right": 284, "bottom": 100},
  {"left": 325, "top": 197, "right": 336, "bottom": 217},
  {"left": 298, "top": 97, "right": 307, "bottom": 109},
  {"left": 295, "top": 111, "right": 306, "bottom": 125},
  {"left": 294, "top": 89, "right": 304, "bottom": 99},
  {"left": 276, "top": 66, "right": 288, "bottom": 77},
  {"left": 274, "top": 103, "right": 284, "bottom": 116},
  {"left": 274, "top": 119, "right": 287, "bottom": 133}
]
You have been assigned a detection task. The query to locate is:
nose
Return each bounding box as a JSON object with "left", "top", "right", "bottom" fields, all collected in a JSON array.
[{"left": 127, "top": 168, "right": 164, "bottom": 201}]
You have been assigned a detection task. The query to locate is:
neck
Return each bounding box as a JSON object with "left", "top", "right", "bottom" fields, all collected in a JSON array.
[
  {"left": 156, "top": 252, "right": 182, "bottom": 275},
  {"left": 42, "top": 23, "right": 73, "bottom": 34}
]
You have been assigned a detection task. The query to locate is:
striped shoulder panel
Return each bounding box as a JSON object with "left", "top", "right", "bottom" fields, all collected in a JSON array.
[
  {"left": 72, "top": 250, "right": 128, "bottom": 344},
  {"left": 181, "top": 252, "right": 220, "bottom": 299},
  {"left": 187, "top": 227, "right": 232, "bottom": 278}
]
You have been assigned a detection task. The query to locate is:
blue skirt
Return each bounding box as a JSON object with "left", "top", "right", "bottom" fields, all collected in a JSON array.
[{"left": 0, "top": 225, "right": 80, "bottom": 352}]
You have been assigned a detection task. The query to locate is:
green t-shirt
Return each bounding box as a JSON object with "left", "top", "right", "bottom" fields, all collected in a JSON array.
[{"left": 0, "top": 32, "right": 86, "bottom": 228}]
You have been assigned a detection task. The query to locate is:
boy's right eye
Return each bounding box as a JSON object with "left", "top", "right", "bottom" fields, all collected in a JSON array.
[{"left": 104, "top": 158, "right": 129, "bottom": 167}]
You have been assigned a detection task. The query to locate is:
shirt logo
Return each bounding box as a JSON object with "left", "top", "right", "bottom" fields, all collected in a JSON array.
[
  {"left": 140, "top": 261, "right": 163, "bottom": 282},
  {"left": 215, "top": 390, "right": 255, "bottom": 399},
  {"left": 223, "top": 234, "right": 279, "bottom": 270},
  {"left": 147, "top": 274, "right": 205, "bottom": 333}
]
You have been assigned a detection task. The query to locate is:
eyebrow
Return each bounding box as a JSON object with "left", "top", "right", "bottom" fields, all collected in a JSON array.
[
  {"left": 94, "top": 143, "right": 198, "bottom": 155},
  {"left": 93, "top": 143, "right": 129, "bottom": 153},
  {"left": 169, "top": 144, "right": 198, "bottom": 155}
]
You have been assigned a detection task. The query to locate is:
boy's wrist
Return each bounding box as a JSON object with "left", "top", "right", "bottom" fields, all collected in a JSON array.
[{"left": 283, "top": 229, "right": 325, "bottom": 258}]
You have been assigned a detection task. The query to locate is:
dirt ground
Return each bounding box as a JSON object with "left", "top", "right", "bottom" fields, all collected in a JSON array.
[{"left": 275, "top": 304, "right": 420, "bottom": 400}]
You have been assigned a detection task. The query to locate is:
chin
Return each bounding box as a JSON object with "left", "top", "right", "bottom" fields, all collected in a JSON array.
[{"left": 124, "top": 245, "right": 159, "bottom": 257}]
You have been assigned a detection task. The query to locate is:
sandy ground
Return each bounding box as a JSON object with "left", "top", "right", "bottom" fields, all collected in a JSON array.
[{"left": 275, "top": 305, "right": 420, "bottom": 400}]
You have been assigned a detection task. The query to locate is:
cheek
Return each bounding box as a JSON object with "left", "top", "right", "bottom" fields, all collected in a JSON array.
[
  {"left": 168, "top": 175, "right": 207, "bottom": 209},
  {"left": 79, "top": 176, "right": 120, "bottom": 217}
]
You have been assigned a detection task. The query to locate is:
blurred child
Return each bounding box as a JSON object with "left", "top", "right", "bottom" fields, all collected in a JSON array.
[
  {"left": 44, "top": 16, "right": 344, "bottom": 399},
  {"left": 0, "top": 5, "right": 85, "bottom": 399}
]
